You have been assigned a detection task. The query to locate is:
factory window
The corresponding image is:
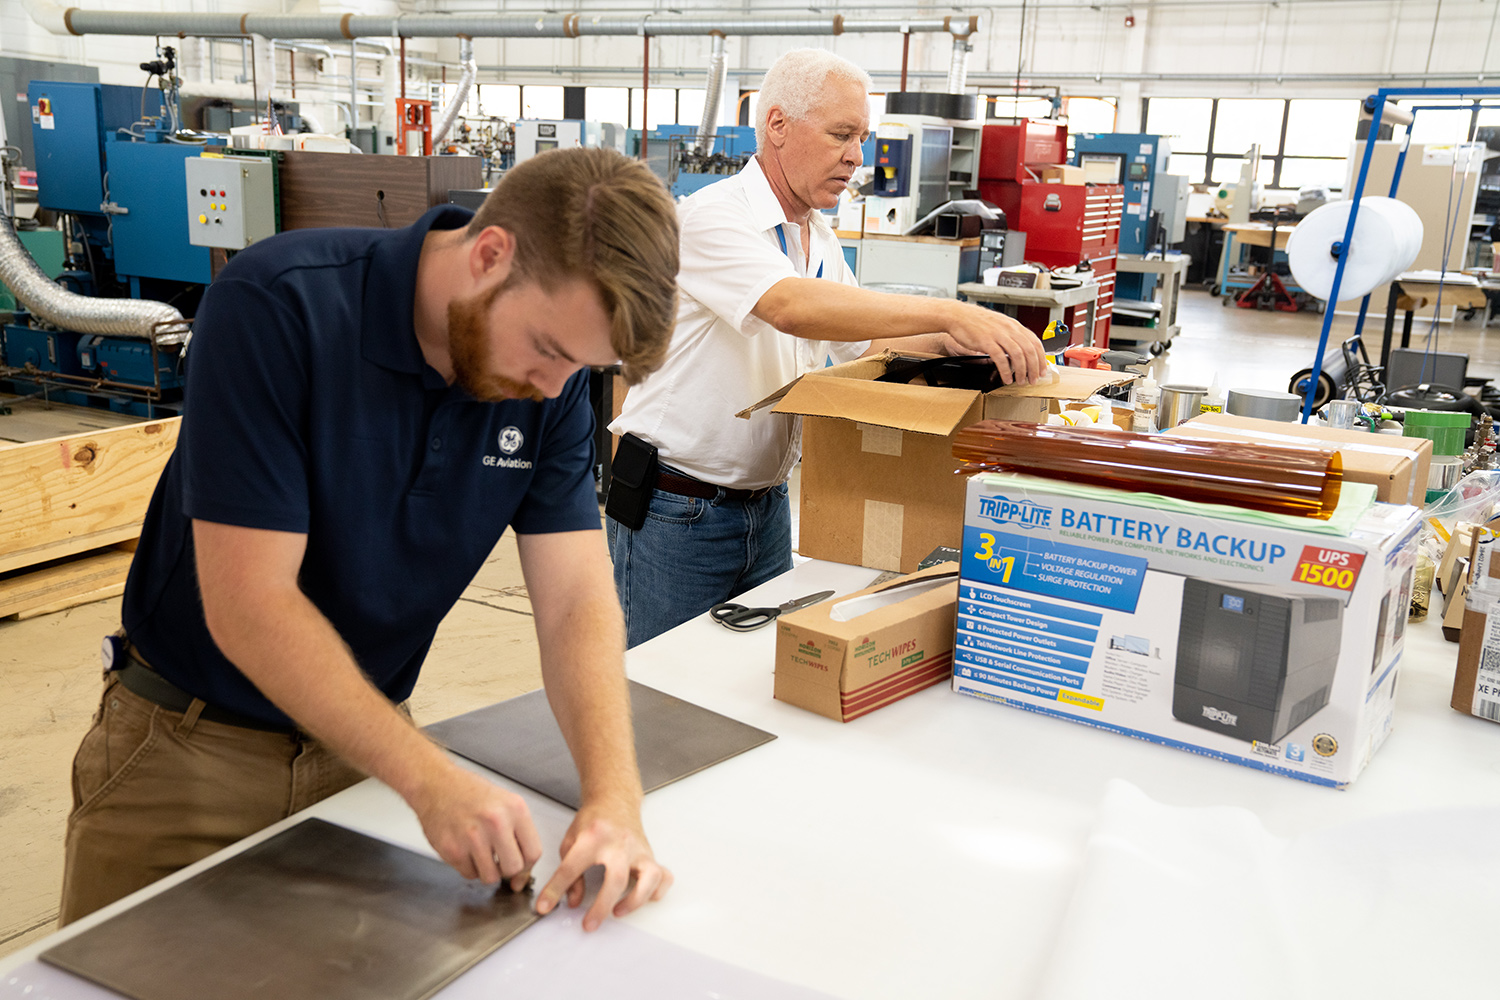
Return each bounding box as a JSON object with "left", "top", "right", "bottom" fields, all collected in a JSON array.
[
  {"left": 677, "top": 89, "right": 708, "bottom": 129},
  {"left": 473, "top": 84, "right": 520, "bottom": 120},
  {"left": 985, "top": 96, "right": 1057, "bottom": 121},
  {"left": 1278, "top": 157, "right": 1351, "bottom": 191},
  {"left": 1169, "top": 154, "right": 1208, "bottom": 185},
  {"left": 589, "top": 87, "right": 631, "bottom": 127},
  {"left": 522, "top": 85, "right": 564, "bottom": 119},
  {"left": 628, "top": 88, "right": 677, "bottom": 130},
  {"left": 1143, "top": 98, "right": 1213, "bottom": 155},
  {"left": 1405, "top": 99, "right": 1491, "bottom": 145},
  {"left": 1283, "top": 100, "right": 1358, "bottom": 158},
  {"left": 1144, "top": 97, "right": 1359, "bottom": 189},
  {"left": 1064, "top": 97, "right": 1118, "bottom": 135},
  {"left": 1212, "top": 98, "right": 1285, "bottom": 159}
]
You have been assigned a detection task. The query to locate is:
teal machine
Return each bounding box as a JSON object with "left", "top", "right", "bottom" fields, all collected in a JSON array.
[
  {"left": 1072, "top": 132, "right": 1173, "bottom": 302},
  {"left": 3, "top": 73, "right": 212, "bottom": 416},
  {"left": 646, "top": 124, "right": 758, "bottom": 198}
]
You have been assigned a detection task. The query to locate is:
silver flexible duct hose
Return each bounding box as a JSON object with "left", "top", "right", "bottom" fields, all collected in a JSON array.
[
  {"left": 0, "top": 213, "right": 188, "bottom": 341},
  {"left": 432, "top": 38, "right": 476, "bottom": 149},
  {"left": 696, "top": 34, "right": 728, "bottom": 156},
  {"left": 946, "top": 36, "right": 972, "bottom": 94}
]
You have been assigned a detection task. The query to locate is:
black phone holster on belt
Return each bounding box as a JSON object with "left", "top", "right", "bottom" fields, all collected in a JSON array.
[{"left": 605, "top": 433, "right": 659, "bottom": 531}]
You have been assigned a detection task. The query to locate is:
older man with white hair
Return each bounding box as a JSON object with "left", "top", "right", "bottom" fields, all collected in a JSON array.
[{"left": 608, "top": 47, "right": 1045, "bottom": 647}]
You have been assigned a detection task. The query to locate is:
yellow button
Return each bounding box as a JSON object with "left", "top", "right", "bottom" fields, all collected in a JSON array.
[{"left": 198, "top": 214, "right": 207, "bottom": 224}]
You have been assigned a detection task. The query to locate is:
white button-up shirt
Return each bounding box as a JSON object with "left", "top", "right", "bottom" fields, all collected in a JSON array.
[{"left": 610, "top": 157, "right": 868, "bottom": 490}]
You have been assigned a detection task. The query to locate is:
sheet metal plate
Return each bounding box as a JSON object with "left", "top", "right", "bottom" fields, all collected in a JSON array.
[
  {"left": 425, "top": 681, "right": 776, "bottom": 810},
  {"left": 41, "top": 819, "right": 537, "bottom": 1000}
]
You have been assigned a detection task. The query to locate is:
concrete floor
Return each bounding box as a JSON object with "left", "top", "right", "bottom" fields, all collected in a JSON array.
[{"left": 2, "top": 286, "right": 1497, "bottom": 958}]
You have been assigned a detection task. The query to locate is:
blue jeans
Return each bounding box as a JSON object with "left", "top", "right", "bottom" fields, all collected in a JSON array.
[{"left": 608, "top": 478, "right": 792, "bottom": 648}]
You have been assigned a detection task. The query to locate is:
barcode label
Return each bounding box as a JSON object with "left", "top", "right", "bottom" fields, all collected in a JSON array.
[{"left": 1474, "top": 647, "right": 1500, "bottom": 721}]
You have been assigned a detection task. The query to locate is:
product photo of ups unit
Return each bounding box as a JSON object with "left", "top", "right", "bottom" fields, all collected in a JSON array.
[{"left": 1172, "top": 579, "right": 1343, "bottom": 745}]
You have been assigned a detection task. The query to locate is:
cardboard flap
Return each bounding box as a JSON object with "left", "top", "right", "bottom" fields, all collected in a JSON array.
[
  {"left": 784, "top": 563, "right": 961, "bottom": 636},
  {"left": 774, "top": 377, "right": 981, "bottom": 436},
  {"left": 735, "top": 355, "right": 896, "bottom": 419}
]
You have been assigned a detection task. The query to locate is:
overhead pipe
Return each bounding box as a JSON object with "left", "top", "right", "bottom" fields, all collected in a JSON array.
[
  {"left": 22, "top": 2, "right": 977, "bottom": 41},
  {"left": 432, "top": 37, "right": 476, "bottom": 148},
  {"left": 0, "top": 212, "right": 187, "bottom": 340},
  {"left": 696, "top": 32, "right": 728, "bottom": 156}
]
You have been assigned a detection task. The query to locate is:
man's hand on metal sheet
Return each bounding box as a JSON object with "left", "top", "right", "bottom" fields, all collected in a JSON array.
[
  {"left": 411, "top": 764, "right": 544, "bottom": 892},
  {"left": 940, "top": 303, "right": 1049, "bottom": 386},
  {"left": 536, "top": 801, "right": 673, "bottom": 932}
]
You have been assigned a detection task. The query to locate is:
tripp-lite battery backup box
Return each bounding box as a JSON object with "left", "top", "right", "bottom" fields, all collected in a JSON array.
[{"left": 952, "top": 473, "right": 1422, "bottom": 787}]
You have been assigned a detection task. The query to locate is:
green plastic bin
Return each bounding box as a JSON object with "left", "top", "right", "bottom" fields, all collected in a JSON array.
[{"left": 1402, "top": 409, "right": 1471, "bottom": 457}]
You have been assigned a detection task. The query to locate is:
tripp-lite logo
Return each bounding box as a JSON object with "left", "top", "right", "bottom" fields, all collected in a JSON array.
[
  {"left": 1202, "top": 705, "right": 1239, "bottom": 727},
  {"left": 977, "top": 495, "right": 1053, "bottom": 530}
]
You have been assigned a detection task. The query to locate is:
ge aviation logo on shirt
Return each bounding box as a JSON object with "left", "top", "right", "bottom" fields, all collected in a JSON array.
[{"left": 483, "top": 426, "right": 533, "bottom": 469}]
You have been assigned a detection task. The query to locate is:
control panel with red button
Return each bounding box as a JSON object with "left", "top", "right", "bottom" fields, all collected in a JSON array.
[{"left": 184, "top": 154, "right": 276, "bottom": 249}]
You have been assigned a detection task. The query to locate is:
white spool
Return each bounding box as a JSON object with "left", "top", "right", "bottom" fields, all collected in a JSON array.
[{"left": 1285, "top": 197, "right": 1424, "bottom": 303}]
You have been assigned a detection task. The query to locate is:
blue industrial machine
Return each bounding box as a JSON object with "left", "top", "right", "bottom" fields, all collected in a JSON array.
[
  {"left": 1071, "top": 132, "right": 1172, "bottom": 302},
  {"left": 3, "top": 73, "right": 211, "bottom": 415},
  {"left": 648, "top": 124, "right": 758, "bottom": 198}
]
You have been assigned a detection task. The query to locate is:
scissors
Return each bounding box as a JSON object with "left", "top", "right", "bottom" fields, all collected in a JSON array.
[{"left": 709, "top": 590, "right": 835, "bottom": 632}]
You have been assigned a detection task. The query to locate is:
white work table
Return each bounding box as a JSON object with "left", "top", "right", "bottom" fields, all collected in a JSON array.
[{"left": 4, "top": 556, "right": 1499, "bottom": 999}]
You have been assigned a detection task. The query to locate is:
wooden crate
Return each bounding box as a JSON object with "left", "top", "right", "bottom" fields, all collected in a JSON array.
[
  {"left": 0, "top": 419, "right": 179, "bottom": 606},
  {"left": 0, "top": 542, "right": 136, "bottom": 620}
]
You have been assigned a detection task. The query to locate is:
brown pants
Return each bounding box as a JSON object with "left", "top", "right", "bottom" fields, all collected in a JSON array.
[{"left": 60, "top": 675, "right": 366, "bottom": 925}]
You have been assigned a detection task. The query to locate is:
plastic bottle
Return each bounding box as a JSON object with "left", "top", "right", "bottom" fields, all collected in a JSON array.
[
  {"left": 1131, "top": 373, "right": 1160, "bottom": 433},
  {"left": 1200, "top": 371, "right": 1225, "bottom": 414}
]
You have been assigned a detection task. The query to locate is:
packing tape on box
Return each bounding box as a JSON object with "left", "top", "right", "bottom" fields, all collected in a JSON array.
[
  {"left": 1286, "top": 197, "right": 1423, "bottom": 303},
  {"left": 862, "top": 499, "right": 904, "bottom": 571}
]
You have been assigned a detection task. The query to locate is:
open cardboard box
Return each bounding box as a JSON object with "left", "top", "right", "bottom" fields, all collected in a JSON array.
[
  {"left": 774, "top": 563, "right": 960, "bottom": 722},
  {"left": 1162, "top": 412, "right": 1432, "bottom": 506},
  {"left": 739, "top": 352, "right": 1131, "bottom": 573}
]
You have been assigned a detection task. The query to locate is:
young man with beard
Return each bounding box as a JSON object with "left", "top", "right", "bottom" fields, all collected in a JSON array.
[
  {"left": 608, "top": 48, "right": 1047, "bottom": 646},
  {"left": 60, "top": 148, "right": 679, "bottom": 932}
]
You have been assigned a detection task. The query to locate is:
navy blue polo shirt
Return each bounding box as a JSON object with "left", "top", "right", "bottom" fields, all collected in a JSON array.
[{"left": 121, "top": 205, "right": 601, "bottom": 728}]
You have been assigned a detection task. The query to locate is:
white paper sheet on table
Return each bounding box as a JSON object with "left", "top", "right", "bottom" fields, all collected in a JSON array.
[
  {"left": 2, "top": 912, "right": 836, "bottom": 1000},
  {"left": 1035, "top": 779, "right": 1500, "bottom": 1000}
]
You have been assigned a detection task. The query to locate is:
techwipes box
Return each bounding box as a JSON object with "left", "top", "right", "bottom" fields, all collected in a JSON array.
[
  {"left": 951, "top": 473, "right": 1422, "bottom": 787},
  {"left": 775, "top": 564, "right": 959, "bottom": 722},
  {"left": 739, "top": 353, "right": 1130, "bottom": 573}
]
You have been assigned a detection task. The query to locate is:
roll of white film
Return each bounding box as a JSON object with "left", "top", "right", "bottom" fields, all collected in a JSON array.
[{"left": 1286, "top": 196, "right": 1424, "bottom": 302}]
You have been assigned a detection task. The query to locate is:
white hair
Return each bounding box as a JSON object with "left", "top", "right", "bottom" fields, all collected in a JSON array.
[{"left": 755, "top": 48, "right": 873, "bottom": 153}]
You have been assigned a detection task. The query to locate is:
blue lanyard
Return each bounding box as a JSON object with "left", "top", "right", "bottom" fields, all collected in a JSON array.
[{"left": 776, "top": 225, "right": 824, "bottom": 279}]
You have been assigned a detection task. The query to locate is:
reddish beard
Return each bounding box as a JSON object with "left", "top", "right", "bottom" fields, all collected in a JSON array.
[{"left": 447, "top": 282, "right": 544, "bottom": 402}]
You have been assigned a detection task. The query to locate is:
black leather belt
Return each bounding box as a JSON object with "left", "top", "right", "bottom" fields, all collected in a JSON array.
[
  {"left": 114, "top": 655, "right": 298, "bottom": 735},
  {"left": 656, "top": 470, "right": 778, "bottom": 503}
]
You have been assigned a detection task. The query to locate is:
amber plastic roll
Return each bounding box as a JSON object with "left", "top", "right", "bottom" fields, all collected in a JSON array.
[{"left": 952, "top": 420, "right": 1343, "bottom": 519}]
